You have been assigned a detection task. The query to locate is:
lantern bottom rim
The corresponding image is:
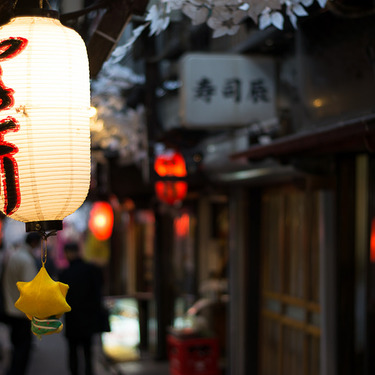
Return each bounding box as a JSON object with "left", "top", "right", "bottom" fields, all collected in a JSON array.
[{"left": 26, "top": 220, "right": 63, "bottom": 233}]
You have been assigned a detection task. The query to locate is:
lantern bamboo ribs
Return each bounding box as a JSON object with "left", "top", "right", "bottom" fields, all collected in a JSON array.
[{"left": 0, "top": 10, "right": 91, "bottom": 233}]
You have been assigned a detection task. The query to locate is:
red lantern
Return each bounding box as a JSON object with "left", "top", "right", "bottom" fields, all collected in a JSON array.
[
  {"left": 88, "top": 202, "right": 114, "bottom": 241},
  {"left": 154, "top": 150, "right": 188, "bottom": 205},
  {"left": 155, "top": 181, "right": 187, "bottom": 205},
  {"left": 174, "top": 213, "right": 190, "bottom": 237},
  {"left": 154, "top": 151, "right": 187, "bottom": 177}
]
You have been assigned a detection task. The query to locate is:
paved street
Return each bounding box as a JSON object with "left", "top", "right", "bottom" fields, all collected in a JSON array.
[{"left": 0, "top": 322, "right": 169, "bottom": 375}]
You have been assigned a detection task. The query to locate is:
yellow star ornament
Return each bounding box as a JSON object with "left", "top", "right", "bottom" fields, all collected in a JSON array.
[{"left": 15, "top": 266, "right": 71, "bottom": 336}]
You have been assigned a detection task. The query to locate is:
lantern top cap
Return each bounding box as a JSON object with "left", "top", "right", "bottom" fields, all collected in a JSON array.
[{"left": 13, "top": 8, "right": 59, "bottom": 19}]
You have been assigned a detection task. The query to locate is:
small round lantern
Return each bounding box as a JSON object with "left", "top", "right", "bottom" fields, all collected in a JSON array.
[
  {"left": 154, "top": 150, "right": 187, "bottom": 177},
  {"left": 155, "top": 181, "right": 188, "bottom": 206},
  {"left": 88, "top": 201, "right": 114, "bottom": 241},
  {"left": 0, "top": 9, "right": 91, "bottom": 232}
]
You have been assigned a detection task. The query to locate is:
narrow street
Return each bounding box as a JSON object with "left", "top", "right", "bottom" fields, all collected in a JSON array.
[{"left": 0, "top": 322, "right": 169, "bottom": 375}]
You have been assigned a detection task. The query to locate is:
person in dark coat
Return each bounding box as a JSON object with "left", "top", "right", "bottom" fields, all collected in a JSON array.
[
  {"left": 2, "top": 233, "right": 38, "bottom": 375},
  {"left": 59, "top": 242, "right": 102, "bottom": 375}
]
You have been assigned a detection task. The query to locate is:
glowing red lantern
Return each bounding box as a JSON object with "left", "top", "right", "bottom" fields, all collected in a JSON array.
[
  {"left": 88, "top": 202, "right": 114, "bottom": 241},
  {"left": 154, "top": 150, "right": 188, "bottom": 205},
  {"left": 154, "top": 151, "right": 187, "bottom": 178},
  {"left": 155, "top": 181, "right": 187, "bottom": 205},
  {"left": 174, "top": 213, "right": 190, "bottom": 237}
]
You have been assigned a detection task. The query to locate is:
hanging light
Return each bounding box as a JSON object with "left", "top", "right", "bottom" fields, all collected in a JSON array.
[
  {"left": 154, "top": 150, "right": 188, "bottom": 205},
  {"left": 0, "top": 5, "right": 91, "bottom": 233},
  {"left": 154, "top": 150, "right": 187, "bottom": 178},
  {"left": 88, "top": 201, "right": 114, "bottom": 241},
  {"left": 155, "top": 181, "right": 188, "bottom": 206}
]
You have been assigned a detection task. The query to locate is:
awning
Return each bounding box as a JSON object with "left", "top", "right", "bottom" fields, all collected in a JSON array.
[{"left": 230, "top": 113, "right": 375, "bottom": 161}]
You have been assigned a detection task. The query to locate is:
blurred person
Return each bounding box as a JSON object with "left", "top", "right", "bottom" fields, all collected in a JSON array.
[
  {"left": 2, "top": 232, "right": 38, "bottom": 375},
  {"left": 59, "top": 242, "right": 102, "bottom": 375}
]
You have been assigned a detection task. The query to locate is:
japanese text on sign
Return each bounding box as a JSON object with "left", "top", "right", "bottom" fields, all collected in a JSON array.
[
  {"left": 194, "top": 77, "right": 270, "bottom": 104},
  {"left": 180, "top": 54, "right": 276, "bottom": 128}
]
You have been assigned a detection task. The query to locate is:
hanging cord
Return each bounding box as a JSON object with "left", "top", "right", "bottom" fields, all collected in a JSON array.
[
  {"left": 39, "top": 0, "right": 51, "bottom": 9},
  {"left": 40, "top": 237, "right": 48, "bottom": 266},
  {"left": 38, "top": 229, "right": 57, "bottom": 266},
  {"left": 60, "top": 0, "right": 108, "bottom": 22},
  {"left": 13, "top": 0, "right": 51, "bottom": 10}
]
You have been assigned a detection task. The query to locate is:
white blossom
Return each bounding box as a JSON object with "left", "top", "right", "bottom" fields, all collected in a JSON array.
[
  {"left": 207, "top": 6, "right": 241, "bottom": 38},
  {"left": 291, "top": 3, "right": 309, "bottom": 16},
  {"left": 244, "top": 0, "right": 282, "bottom": 23},
  {"left": 182, "top": 3, "right": 210, "bottom": 25},
  {"left": 239, "top": 3, "right": 250, "bottom": 11},
  {"left": 284, "top": 0, "right": 310, "bottom": 28},
  {"left": 259, "top": 7, "right": 284, "bottom": 30},
  {"left": 189, "top": 0, "right": 207, "bottom": 4},
  {"left": 146, "top": 4, "right": 171, "bottom": 36},
  {"left": 143, "top": 0, "right": 326, "bottom": 36},
  {"left": 213, "top": 0, "right": 238, "bottom": 5},
  {"left": 111, "top": 23, "right": 149, "bottom": 64},
  {"left": 161, "top": 0, "right": 185, "bottom": 12},
  {"left": 232, "top": 9, "right": 248, "bottom": 25}
]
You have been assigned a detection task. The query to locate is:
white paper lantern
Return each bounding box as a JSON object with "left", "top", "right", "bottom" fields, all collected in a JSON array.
[{"left": 0, "top": 11, "right": 90, "bottom": 232}]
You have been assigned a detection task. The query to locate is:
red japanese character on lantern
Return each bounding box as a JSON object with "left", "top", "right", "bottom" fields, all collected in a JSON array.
[{"left": 0, "top": 37, "right": 27, "bottom": 216}]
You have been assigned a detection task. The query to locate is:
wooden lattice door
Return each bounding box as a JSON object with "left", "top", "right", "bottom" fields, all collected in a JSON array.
[{"left": 259, "top": 186, "right": 321, "bottom": 375}]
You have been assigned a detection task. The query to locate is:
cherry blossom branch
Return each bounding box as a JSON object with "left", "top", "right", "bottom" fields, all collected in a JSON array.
[{"left": 145, "top": 0, "right": 328, "bottom": 38}]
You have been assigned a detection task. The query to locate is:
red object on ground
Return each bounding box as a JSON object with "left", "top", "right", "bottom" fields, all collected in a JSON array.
[{"left": 167, "top": 334, "right": 220, "bottom": 375}]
